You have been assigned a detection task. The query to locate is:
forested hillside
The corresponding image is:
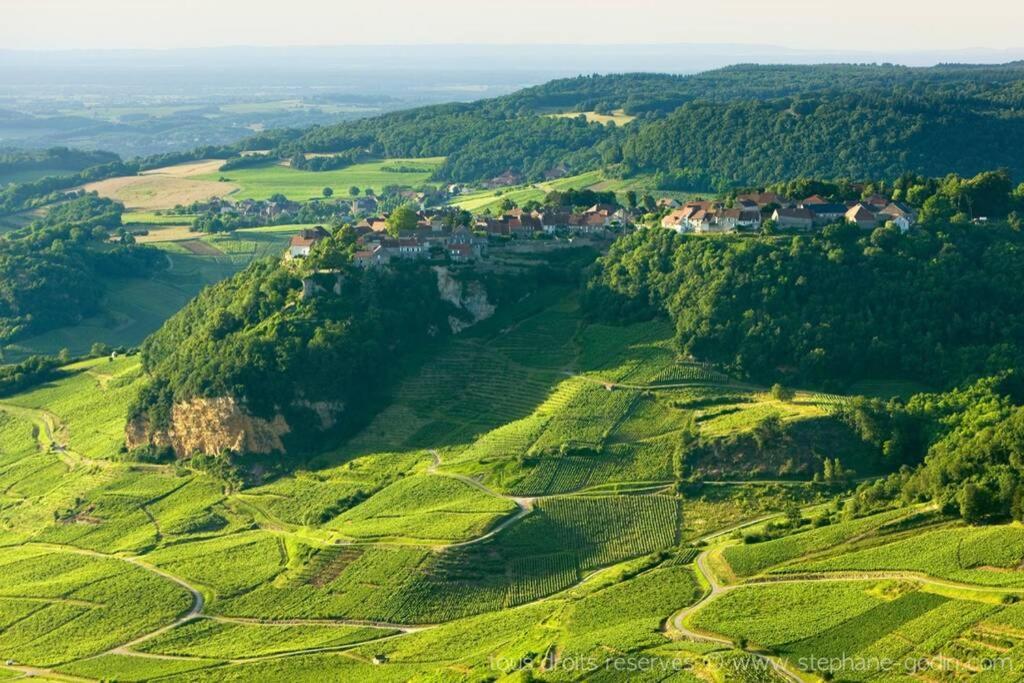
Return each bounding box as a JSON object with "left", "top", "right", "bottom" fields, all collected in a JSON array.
[
  {"left": 586, "top": 209, "right": 1024, "bottom": 388},
  {"left": 502, "top": 62, "right": 1024, "bottom": 114},
  {"left": 129, "top": 243, "right": 594, "bottom": 456},
  {"left": 129, "top": 260, "right": 451, "bottom": 456},
  {"left": 618, "top": 93, "right": 1024, "bottom": 185},
  {"left": 0, "top": 147, "right": 120, "bottom": 182},
  {"left": 5, "top": 63, "right": 1024, "bottom": 212},
  {"left": 0, "top": 194, "right": 166, "bottom": 343},
  {"left": 262, "top": 62, "right": 1024, "bottom": 187}
]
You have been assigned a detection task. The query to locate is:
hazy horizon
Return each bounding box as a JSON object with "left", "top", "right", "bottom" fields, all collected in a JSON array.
[{"left": 3, "top": 0, "right": 1023, "bottom": 52}]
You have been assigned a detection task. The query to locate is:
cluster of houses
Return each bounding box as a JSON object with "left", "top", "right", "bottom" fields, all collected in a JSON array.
[
  {"left": 286, "top": 204, "right": 632, "bottom": 269},
  {"left": 349, "top": 227, "right": 488, "bottom": 268},
  {"left": 660, "top": 199, "right": 762, "bottom": 233},
  {"left": 474, "top": 204, "right": 630, "bottom": 237},
  {"left": 661, "top": 192, "right": 917, "bottom": 234},
  {"left": 172, "top": 194, "right": 384, "bottom": 223}
]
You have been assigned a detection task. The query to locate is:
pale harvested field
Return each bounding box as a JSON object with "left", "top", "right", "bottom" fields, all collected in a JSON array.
[
  {"left": 140, "top": 159, "right": 226, "bottom": 177},
  {"left": 83, "top": 174, "right": 238, "bottom": 210},
  {"left": 547, "top": 109, "right": 636, "bottom": 126},
  {"left": 134, "top": 224, "right": 197, "bottom": 244}
]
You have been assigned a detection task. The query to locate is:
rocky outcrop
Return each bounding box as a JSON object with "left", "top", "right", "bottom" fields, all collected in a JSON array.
[
  {"left": 126, "top": 396, "right": 292, "bottom": 458},
  {"left": 434, "top": 266, "right": 496, "bottom": 333}
]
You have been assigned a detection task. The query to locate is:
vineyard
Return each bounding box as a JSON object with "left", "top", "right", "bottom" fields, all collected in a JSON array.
[
  {"left": 0, "top": 547, "right": 192, "bottom": 667},
  {"left": 136, "top": 620, "right": 397, "bottom": 659},
  {"left": 326, "top": 474, "right": 516, "bottom": 542},
  {"left": 7, "top": 273, "right": 1024, "bottom": 681},
  {"left": 792, "top": 524, "right": 1024, "bottom": 587}
]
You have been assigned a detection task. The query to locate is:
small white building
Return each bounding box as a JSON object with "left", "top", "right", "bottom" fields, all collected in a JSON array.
[{"left": 287, "top": 226, "right": 330, "bottom": 259}]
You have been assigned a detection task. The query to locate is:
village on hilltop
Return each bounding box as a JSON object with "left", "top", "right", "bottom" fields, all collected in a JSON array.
[
  {"left": 285, "top": 201, "right": 634, "bottom": 268},
  {"left": 284, "top": 182, "right": 921, "bottom": 269},
  {"left": 660, "top": 191, "right": 916, "bottom": 234}
]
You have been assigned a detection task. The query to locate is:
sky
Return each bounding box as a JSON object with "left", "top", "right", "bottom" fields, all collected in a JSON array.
[{"left": 1, "top": 0, "right": 1022, "bottom": 52}]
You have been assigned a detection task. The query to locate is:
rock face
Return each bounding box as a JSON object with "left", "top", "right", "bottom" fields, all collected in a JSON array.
[
  {"left": 126, "top": 396, "right": 292, "bottom": 457},
  {"left": 434, "top": 266, "right": 496, "bottom": 333}
]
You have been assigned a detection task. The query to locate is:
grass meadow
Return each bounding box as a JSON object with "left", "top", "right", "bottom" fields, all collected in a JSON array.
[{"left": 196, "top": 157, "right": 444, "bottom": 202}]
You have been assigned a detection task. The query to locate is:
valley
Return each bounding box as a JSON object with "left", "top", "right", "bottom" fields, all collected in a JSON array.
[
  {"left": 3, "top": 57, "right": 1024, "bottom": 682},
  {"left": 2, "top": 268, "right": 1023, "bottom": 681}
]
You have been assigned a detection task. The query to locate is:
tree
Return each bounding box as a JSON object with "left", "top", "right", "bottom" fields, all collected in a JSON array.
[
  {"left": 385, "top": 204, "right": 419, "bottom": 237},
  {"left": 642, "top": 194, "right": 657, "bottom": 212},
  {"left": 349, "top": 186, "right": 360, "bottom": 197},
  {"left": 784, "top": 502, "right": 803, "bottom": 528},
  {"left": 753, "top": 414, "right": 783, "bottom": 451},
  {"left": 1009, "top": 211, "right": 1022, "bottom": 232},
  {"left": 770, "top": 383, "right": 795, "bottom": 401},
  {"left": 625, "top": 190, "right": 638, "bottom": 210},
  {"left": 322, "top": 187, "right": 334, "bottom": 199},
  {"left": 919, "top": 194, "right": 955, "bottom": 226},
  {"left": 1012, "top": 486, "right": 1024, "bottom": 522},
  {"left": 958, "top": 482, "right": 988, "bottom": 524},
  {"left": 90, "top": 342, "right": 112, "bottom": 357}
]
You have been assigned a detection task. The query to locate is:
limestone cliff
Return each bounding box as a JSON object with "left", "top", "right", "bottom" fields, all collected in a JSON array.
[
  {"left": 126, "top": 396, "right": 292, "bottom": 458},
  {"left": 434, "top": 266, "right": 496, "bottom": 333}
]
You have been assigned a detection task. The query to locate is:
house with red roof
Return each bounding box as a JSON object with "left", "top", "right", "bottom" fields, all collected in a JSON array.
[{"left": 287, "top": 226, "right": 330, "bottom": 259}]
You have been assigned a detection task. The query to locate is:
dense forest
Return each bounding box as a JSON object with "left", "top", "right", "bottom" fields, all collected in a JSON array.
[
  {"left": 840, "top": 373, "right": 1024, "bottom": 525},
  {"left": 287, "top": 106, "right": 616, "bottom": 183},
  {"left": 262, "top": 62, "right": 1024, "bottom": 187},
  {"left": 0, "top": 195, "right": 167, "bottom": 343},
  {"left": 586, "top": 182, "right": 1024, "bottom": 389},
  {"left": 617, "top": 93, "right": 1024, "bottom": 186},
  {"left": 502, "top": 62, "right": 1024, "bottom": 115}
]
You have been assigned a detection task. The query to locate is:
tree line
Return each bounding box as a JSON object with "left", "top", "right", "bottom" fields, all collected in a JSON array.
[{"left": 0, "top": 195, "right": 167, "bottom": 343}]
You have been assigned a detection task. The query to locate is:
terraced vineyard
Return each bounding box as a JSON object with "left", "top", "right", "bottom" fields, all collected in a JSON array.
[{"left": 6, "top": 281, "right": 1024, "bottom": 682}]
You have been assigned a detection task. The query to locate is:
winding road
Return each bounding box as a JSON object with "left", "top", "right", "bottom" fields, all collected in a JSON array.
[
  {"left": 669, "top": 548, "right": 803, "bottom": 683},
  {"left": 4, "top": 416, "right": 996, "bottom": 682},
  {"left": 426, "top": 449, "right": 537, "bottom": 547}
]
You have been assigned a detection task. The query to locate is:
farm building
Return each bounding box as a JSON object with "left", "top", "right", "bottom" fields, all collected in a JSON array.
[
  {"left": 772, "top": 207, "right": 815, "bottom": 230},
  {"left": 845, "top": 203, "right": 879, "bottom": 230}
]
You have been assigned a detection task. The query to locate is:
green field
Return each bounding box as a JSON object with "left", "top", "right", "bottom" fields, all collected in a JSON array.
[
  {"left": 122, "top": 211, "right": 197, "bottom": 226},
  {"left": 197, "top": 157, "right": 445, "bottom": 201},
  {"left": 449, "top": 169, "right": 705, "bottom": 214},
  {"left": 451, "top": 170, "right": 608, "bottom": 213}
]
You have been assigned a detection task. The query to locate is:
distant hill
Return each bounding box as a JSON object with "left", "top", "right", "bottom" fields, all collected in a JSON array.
[{"left": 254, "top": 63, "right": 1024, "bottom": 189}]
